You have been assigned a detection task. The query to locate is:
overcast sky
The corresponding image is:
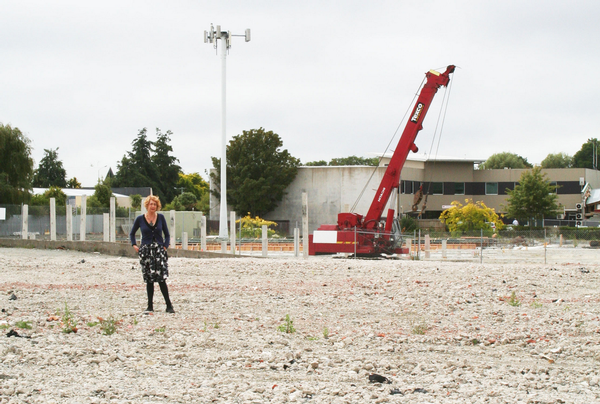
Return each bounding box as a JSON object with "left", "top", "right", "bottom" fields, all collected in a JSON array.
[{"left": 2, "top": 1, "right": 599, "bottom": 187}]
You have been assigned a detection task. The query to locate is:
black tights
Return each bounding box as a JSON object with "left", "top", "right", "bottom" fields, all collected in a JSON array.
[{"left": 146, "top": 281, "right": 172, "bottom": 310}]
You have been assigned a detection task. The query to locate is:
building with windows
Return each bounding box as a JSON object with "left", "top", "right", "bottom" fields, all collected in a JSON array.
[{"left": 257, "top": 154, "right": 600, "bottom": 234}]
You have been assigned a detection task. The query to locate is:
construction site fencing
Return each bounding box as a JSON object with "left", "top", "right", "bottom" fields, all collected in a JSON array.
[
  {"left": 0, "top": 204, "right": 135, "bottom": 242},
  {"left": 405, "top": 228, "right": 600, "bottom": 264},
  {"left": 2, "top": 203, "right": 598, "bottom": 264}
]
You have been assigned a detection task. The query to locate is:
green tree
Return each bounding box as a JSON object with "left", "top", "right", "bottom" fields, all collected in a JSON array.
[
  {"left": 400, "top": 215, "right": 418, "bottom": 232},
  {"left": 303, "top": 156, "right": 379, "bottom": 166},
  {"left": 210, "top": 128, "right": 300, "bottom": 217},
  {"left": 197, "top": 192, "right": 210, "bottom": 214},
  {"left": 152, "top": 129, "right": 181, "bottom": 203},
  {"left": 30, "top": 186, "right": 67, "bottom": 206},
  {"left": 0, "top": 123, "right": 34, "bottom": 203},
  {"left": 480, "top": 152, "right": 532, "bottom": 169},
  {"left": 329, "top": 156, "right": 379, "bottom": 166},
  {"left": 304, "top": 160, "right": 328, "bottom": 166},
  {"left": 572, "top": 138, "right": 599, "bottom": 169},
  {"left": 178, "top": 192, "right": 197, "bottom": 210},
  {"left": 129, "top": 194, "right": 142, "bottom": 210},
  {"left": 541, "top": 152, "right": 573, "bottom": 168},
  {"left": 94, "top": 183, "right": 113, "bottom": 207},
  {"left": 87, "top": 183, "right": 114, "bottom": 209},
  {"left": 504, "top": 166, "right": 559, "bottom": 227},
  {"left": 165, "top": 192, "right": 197, "bottom": 211},
  {"left": 32, "top": 148, "right": 67, "bottom": 188},
  {"left": 176, "top": 172, "right": 209, "bottom": 200},
  {"left": 439, "top": 199, "right": 504, "bottom": 233},
  {"left": 113, "top": 128, "right": 164, "bottom": 200},
  {"left": 66, "top": 177, "right": 82, "bottom": 188}
]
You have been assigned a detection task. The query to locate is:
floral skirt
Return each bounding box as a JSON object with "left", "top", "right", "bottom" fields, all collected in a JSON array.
[{"left": 138, "top": 242, "right": 169, "bottom": 283}]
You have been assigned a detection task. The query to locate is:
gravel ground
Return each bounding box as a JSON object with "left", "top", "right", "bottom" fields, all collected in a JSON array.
[{"left": 0, "top": 246, "right": 599, "bottom": 403}]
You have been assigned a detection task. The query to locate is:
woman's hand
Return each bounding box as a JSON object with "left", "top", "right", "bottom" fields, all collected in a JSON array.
[{"left": 133, "top": 245, "right": 139, "bottom": 253}]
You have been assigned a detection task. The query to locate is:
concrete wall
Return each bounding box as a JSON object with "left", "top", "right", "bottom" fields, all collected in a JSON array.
[
  {"left": 0, "top": 239, "right": 240, "bottom": 259},
  {"left": 264, "top": 166, "right": 394, "bottom": 234},
  {"left": 423, "top": 161, "right": 476, "bottom": 182}
]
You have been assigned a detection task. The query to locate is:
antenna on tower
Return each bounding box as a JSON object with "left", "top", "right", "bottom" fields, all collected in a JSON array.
[{"left": 204, "top": 24, "right": 251, "bottom": 251}]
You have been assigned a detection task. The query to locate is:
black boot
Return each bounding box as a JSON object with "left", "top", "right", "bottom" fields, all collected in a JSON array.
[
  {"left": 159, "top": 281, "right": 175, "bottom": 313},
  {"left": 145, "top": 282, "right": 154, "bottom": 313}
]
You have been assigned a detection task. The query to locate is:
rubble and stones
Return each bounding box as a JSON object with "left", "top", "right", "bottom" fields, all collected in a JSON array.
[{"left": 0, "top": 247, "right": 599, "bottom": 403}]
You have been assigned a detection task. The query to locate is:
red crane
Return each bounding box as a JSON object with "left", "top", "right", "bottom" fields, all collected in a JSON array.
[{"left": 309, "top": 65, "right": 456, "bottom": 256}]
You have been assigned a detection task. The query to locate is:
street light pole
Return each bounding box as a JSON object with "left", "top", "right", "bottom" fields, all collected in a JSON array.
[{"left": 205, "top": 24, "right": 251, "bottom": 253}]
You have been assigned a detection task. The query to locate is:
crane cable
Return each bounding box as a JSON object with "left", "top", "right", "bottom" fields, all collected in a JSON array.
[
  {"left": 350, "top": 76, "right": 427, "bottom": 213},
  {"left": 419, "top": 68, "right": 456, "bottom": 217}
]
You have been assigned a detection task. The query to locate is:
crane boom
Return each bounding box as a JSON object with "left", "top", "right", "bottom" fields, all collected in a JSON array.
[
  {"left": 363, "top": 65, "right": 455, "bottom": 228},
  {"left": 309, "top": 65, "right": 455, "bottom": 256}
]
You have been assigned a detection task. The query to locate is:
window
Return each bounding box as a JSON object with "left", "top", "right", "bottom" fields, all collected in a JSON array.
[
  {"left": 550, "top": 181, "right": 557, "bottom": 194},
  {"left": 431, "top": 182, "right": 443, "bottom": 195},
  {"left": 454, "top": 182, "right": 465, "bottom": 195},
  {"left": 485, "top": 182, "right": 498, "bottom": 195},
  {"left": 402, "top": 180, "right": 413, "bottom": 194}
]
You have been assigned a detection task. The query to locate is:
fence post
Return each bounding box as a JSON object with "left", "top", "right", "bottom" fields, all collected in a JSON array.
[
  {"left": 110, "top": 197, "right": 116, "bottom": 242},
  {"left": 80, "top": 195, "right": 86, "bottom": 241},
  {"left": 417, "top": 229, "right": 421, "bottom": 260},
  {"left": 424, "top": 234, "right": 430, "bottom": 259},
  {"left": 442, "top": 239, "right": 447, "bottom": 259},
  {"left": 354, "top": 226, "right": 357, "bottom": 257},
  {"left": 200, "top": 214, "right": 207, "bottom": 251},
  {"left": 50, "top": 198, "right": 56, "bottom": 241},
  {"left": 294, "top": 227, "right": 299, "bottom": 257},
  {"left": 262, "top": 224, "right": 268, "bottom": 257},
  {"left": 21, "top": 204, "right": 28, "bottom": 239},
  {"left": 559, "top": 234, "right": 563, "bottom": 247},
  {"left": 103, "top": 213, "right": 110, "bottom": 242},
  {"left": 480, "top": 228, "right": 483, "bottom": 264},
  {"left": 182, "top": 232, "right": 188, "bottom": 250},
  {"left": 230, "top": 211, "right": 236, "bottom": 255},
  {"left": 544, "top": 228, "right": 547, "bottom": 264},
  {"left": 413, "top": 230, "right": 416, "bottom": 258},
  {"left": 405, "top": 238, "right": 412, "bottom": 257},
  {"left": 169, "top": 210, "right": 176, "bottom": 249},
  {"left": 66, "top": 206, "right": 72, "bottom": 241},
  {"left": 302, "top": 192, "right": 309, "bottom": 259}
]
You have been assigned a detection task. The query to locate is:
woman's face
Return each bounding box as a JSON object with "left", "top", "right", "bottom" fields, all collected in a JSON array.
[{"left": 148, "top": 200, "right": 158, "bottom": 212}]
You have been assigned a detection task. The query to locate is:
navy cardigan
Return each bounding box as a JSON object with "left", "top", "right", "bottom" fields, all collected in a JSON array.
[{"left": 129, "top": 213, "right": 170, "bottom": 248}]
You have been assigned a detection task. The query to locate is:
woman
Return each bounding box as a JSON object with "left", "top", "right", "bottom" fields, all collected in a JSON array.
[{"left": 130, "top": 195, "right": 174, "bottom": 313}]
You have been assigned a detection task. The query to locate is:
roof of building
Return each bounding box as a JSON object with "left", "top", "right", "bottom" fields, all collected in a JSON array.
[
  {"left": 587, "top": 188, "right": 600, "bottom": 205},
  {"left": 387, "top": 153, "right": 486, "bottom": 163},
  {"left": 32, "top": 188, "right": 128, "bottom": 198}
]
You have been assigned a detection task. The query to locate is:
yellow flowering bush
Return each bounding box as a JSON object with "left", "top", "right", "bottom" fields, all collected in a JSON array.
[
  {"left": 439, "top": 199, "right": 504, "bottom": 235},
  {"left": 236, "top": 214, "right": 278, "bottom": 238}
]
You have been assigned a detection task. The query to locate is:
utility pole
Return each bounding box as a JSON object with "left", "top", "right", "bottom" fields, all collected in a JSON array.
[{"left": 204, "top": 24, "right": 251, "bottom": 252}]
